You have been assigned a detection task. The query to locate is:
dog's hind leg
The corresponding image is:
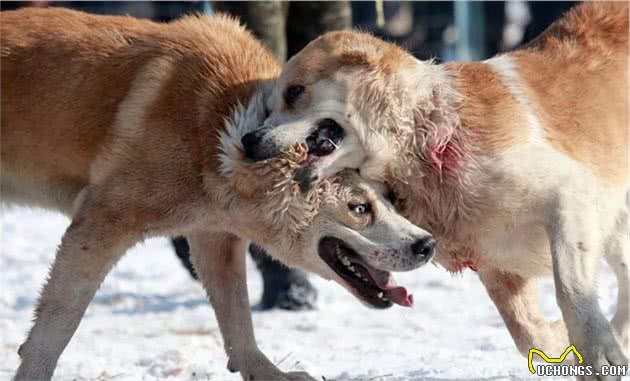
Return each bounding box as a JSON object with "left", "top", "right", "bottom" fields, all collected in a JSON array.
[
  {"left": 546, "top": 195, "right": 628, "bottom": 381},
  {"left": 188, "top": 232, "right": 316, "bottom": 381},
  {"left": 479, "top": 268, "right": 570, "bottom": 359},
  {"left": 604, "top": 208, "right": 629, "bottom": 357},
  {"left": 14, "top": 193, "right": 140, "bottom": 381}
]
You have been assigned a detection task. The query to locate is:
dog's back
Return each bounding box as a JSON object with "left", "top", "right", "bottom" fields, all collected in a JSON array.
[
  {"left": 0, "top": 8, "right": 279, "bottom": 212},
  {"left": 511, "top": 1, "right": 628, "bottom": 186}
]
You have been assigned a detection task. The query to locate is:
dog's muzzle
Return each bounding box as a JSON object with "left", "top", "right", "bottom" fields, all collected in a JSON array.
[
  {"left": 305, "top": 118, "right": 344, "bottom": 157},
  {"left": 242, "top": 118, "right": 345, "bottom": 162},
  {"left": 411, "top": 236, "right": 436, "bottom": 262}
]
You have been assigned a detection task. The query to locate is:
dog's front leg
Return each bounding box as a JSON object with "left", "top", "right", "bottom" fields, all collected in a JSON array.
[
  {"left": 15, "top": 196, "right": 140, "bottom": 381},
  {"left": 604, "top": 214, "right": 629, "bottom": 357},
  {"left": 547, "top": 199, "right": 629, "bottom": 381},
  {"left": 479, "top": 268, "right": 570, "bottom": 359},
  {"left": 188, "top": 232, "right": 316, "bottom": 381}
]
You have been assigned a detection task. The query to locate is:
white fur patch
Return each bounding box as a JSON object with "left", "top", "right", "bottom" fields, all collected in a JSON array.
[
  {"left": 90, "top": 57, "right": 175, "bottom": 183},
  {"left": 397, "top": 58, "right": 444, "bottom": 106},
  {"left": 484, "top": 55, "right": 546, "bottom": 145},
  {"left": 218, "top": 86, "right": 270, "bottom": 176}
]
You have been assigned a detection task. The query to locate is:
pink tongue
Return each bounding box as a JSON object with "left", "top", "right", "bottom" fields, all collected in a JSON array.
[
  {"left": 365, "top": 268, "right": 413, "bottom": 307},
  {"left": 383, "top": 286, "right": 414, "bottom": 307}
]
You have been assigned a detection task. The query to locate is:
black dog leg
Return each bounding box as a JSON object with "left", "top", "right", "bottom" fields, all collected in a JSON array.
[
  {"left": 249, "top": 244, "right": 317, "bottom": 311},
  {"left": 171, "top": 238, "right": 317, "bottom": 310},
  {"left": 172, "top": 237, "right": 197, "bottom": 279}
]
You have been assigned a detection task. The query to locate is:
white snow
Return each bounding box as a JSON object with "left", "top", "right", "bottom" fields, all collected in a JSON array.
[{"left": 0, "top": 207, "right": 621, "bottom": 381}]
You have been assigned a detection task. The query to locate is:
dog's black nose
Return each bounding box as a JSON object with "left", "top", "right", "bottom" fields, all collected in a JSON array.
[
  {"left": 411, "top": 236, "right": 435, "bottom": 259},
  {"left": 241, "top": 131, "right": 262, "bottom": 160}
]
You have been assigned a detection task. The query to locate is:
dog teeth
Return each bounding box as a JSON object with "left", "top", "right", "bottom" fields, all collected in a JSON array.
[
  {"left": 344, "top": 262, "right": 361, "bottom": 279},
  {"left": 377, "top": 292, "right": 383, "bottom": 298},
  {"left": 336, "top": 249, "right": 370, "bottom": 281}
]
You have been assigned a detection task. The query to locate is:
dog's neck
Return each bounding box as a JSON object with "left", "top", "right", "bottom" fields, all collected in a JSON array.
[{"left": 393, "top": 61, "right": 496, "bottom": 246}]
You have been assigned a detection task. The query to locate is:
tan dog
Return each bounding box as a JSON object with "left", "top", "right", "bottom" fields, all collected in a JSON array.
[
  {"left": 241, "top": 2, "right": 629, "bottom": 379},
  {"left": 0, "top": 8, "right": 436, "bottom": 380}
]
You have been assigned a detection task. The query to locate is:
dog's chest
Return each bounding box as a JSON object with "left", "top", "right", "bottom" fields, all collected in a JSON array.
[
  {"left": 480, "top": 218, "right": 553, "bottom": 276},
  {"left": 436, "top": 215, "right": 553, "bottom": 277}
]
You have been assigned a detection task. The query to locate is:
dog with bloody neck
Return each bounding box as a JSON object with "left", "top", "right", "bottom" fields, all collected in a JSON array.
[{"left": 242, "top": 2, "right": 629, "bottom": 378}]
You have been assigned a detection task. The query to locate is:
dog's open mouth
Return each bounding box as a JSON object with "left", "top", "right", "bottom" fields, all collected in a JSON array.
[
  {"left": 293, "top": 119, "right": 344, "bottom": 192},
  {"left": 318, "top": 237, "right": 414, "bottom": 309},
  {"left": 305, "top": 118, "right": 344, "bottom": 157}
]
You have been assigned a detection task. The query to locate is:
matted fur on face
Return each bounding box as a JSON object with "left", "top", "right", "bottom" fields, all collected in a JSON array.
[{"left": 218, "top": 87, "right": 325, "bottom": 236}]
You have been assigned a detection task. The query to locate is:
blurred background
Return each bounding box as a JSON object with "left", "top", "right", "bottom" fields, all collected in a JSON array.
[{"left": 1, "top": 1, "right": 576, "bottom": 61}]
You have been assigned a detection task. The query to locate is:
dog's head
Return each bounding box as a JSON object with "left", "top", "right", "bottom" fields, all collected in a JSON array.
[
  {"left": 291, "top": 169, "right": 435, "bottom": 309},
  {"left": 218, "top": 91, "right": 435, "bottom": 309},
  {"left": 239, "top": 31, "right": 453, "bottom": 188}
]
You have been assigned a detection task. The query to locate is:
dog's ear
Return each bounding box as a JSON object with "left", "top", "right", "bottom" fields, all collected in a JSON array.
[
  {"left": 413, "top": 87, "right": 461, "bottom": 175},
  {"left": 339, "top": 50, "right": 372, "bottom": 67},
  {"left": 397, "top": 59, "right": 461, "bottom": 174},
  {"left": 336, "top": 32, "right": 414, "bottom": 76}
]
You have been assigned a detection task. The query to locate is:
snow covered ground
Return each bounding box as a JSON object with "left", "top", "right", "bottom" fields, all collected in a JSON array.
[{"left": 0, "top": 207, "right": 621, "bottom": 381}]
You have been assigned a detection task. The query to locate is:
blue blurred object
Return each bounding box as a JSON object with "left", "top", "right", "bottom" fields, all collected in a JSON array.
[
  {"left": 454, "top": 2, "right": 485, "bottom": 61},
  {"left": 49, "top": 1, "right": 211, "bottom": 21}
]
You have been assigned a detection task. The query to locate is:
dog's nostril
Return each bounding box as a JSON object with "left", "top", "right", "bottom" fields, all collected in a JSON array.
[{"left": 411, "top": 237, "right": 435, "bottom": 259}]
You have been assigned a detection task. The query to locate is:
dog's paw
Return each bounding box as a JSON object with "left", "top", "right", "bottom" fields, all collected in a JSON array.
[
  {"left": 576, "top": 325, "right": 628, "bottom": 381},
  {"left": 14, "top": 341, "right": 56, "bottom": 381},
  {"left": 228, "top": 349, "right": 317, "bottom": 381}
]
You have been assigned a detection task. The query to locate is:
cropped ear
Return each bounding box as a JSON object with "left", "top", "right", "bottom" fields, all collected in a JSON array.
[
  {"left": 397, "top": 59, "right": 462, "bottom": 175},
  {"left": 413, "top": 87, "right": 462, "bottom": 176},
  {"left": 339, "top": 50, "right": 372, "bottom": 67}
]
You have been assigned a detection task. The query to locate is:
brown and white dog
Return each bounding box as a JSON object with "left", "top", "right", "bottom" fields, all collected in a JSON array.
[
  {"left": 241, "top": 2, "right": 629, "bottom": 379},
  {"left": 0, "top": 8, "right": 436, "bottom": 380}
]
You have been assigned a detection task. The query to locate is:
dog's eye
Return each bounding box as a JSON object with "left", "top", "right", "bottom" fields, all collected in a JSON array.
[
  {"left": 284, "top": 85, "right": 304, "bottom": 106},
  {"left": 349, "top": 202, "right": 371, "bottom": 215}
]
